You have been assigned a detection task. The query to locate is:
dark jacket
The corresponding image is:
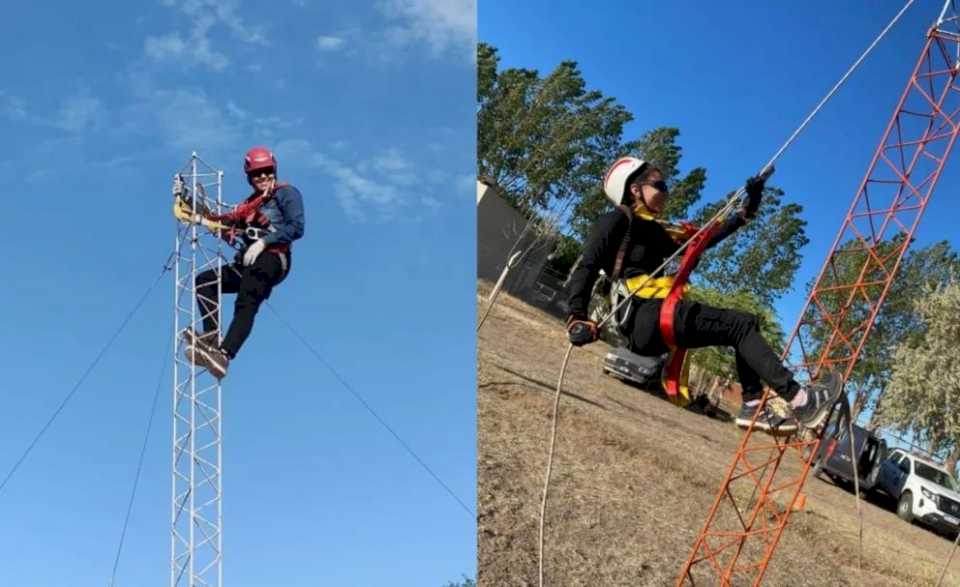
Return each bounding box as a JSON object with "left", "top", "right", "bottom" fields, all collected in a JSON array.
[
  {"left": 566, "top": 209, "right": 745, "bottom": 319},
  {"left": 219, "top": 184, "right": 306, "bottom": 253}
]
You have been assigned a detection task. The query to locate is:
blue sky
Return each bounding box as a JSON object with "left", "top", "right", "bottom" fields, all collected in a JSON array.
[
  {"left": 481, "top": 0, "right": 960, "bottom": 336},
  {"left": 1, "top": 1, "right": 475, "bottom": 585}
]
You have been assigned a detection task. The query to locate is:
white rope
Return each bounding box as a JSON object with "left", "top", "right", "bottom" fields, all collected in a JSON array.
[
  {"left": 539, "top": 344, "right": 573, "bottom": 587},
  {"left": 763, "top": 0, "right": 916, "bottom": 172},
  {"left": 478, "top": 195, "right": 577, "bottom": 331}
]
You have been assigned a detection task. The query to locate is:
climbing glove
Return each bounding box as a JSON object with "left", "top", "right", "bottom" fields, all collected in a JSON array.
[
  {"left": 566, "top": 316, "right": 599, "bottom": 347},
  {"left": 242, "top": 239, "right": 266, "bottom": 266},
  {"left": 743, "top": 175, "right": 766, "bottom": 219}
]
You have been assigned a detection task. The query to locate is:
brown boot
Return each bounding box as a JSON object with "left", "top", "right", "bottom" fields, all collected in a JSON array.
[{"left": 183, "top": 328, "right": 229, "bottom": 379}]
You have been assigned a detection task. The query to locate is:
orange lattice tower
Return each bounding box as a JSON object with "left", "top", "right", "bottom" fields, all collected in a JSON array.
[{"left": 679, "top": 5, "right": 960, "bottom": 584}]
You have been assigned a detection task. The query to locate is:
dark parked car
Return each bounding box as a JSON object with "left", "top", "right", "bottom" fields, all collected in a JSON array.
[{"left": 813, "top": 421, "right": 887, "bottom": 491}]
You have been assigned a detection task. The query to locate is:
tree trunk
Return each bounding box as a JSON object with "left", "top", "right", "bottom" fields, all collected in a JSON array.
[
  {"left": 707, "top": 375, "right": 722, "bottom": 406},
  {"left": 563, "top": 254, "right": 583, "bottom": 287}
]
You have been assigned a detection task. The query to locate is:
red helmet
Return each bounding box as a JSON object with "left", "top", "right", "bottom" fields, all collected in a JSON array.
[{"left": 244, "top": 146, "right": 277, "bottom": 176}]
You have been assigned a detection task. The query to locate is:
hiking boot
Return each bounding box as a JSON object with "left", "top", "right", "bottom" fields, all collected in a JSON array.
[
  {"left": 789, "top": 370, "right": 844, "bottom": 429},
  {"left": 736, "top": 401, "right": 798, "bottom": 434},
  {"left": 183, "top": 328, "right": 229, "bottom": 380}
]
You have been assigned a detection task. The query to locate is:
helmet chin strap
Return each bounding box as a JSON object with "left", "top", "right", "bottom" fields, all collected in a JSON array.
[{"left": 631, "top": 195, "right": 658, "bottom": 219}]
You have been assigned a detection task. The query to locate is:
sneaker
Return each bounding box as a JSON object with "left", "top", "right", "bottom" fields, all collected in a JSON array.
[
  {"left": 789, "top": 370, "right": 844, "bottom": 429},
  {"left": 736, "top": 401, "right": 798, "bottom": 434},
  {"left": 183, "top": 328, "right": 229, "bottom": 379},
  {"left": 183, "top": 327, "right": 218, "bottom": 347}
]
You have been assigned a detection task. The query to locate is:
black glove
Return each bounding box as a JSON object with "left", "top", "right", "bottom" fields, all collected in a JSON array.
[
  {"left": 566, "top": 316, "right": 598, "bottom": 346},
  {"left": 743, "top": 175, "right": 765, "bottom": 219}
]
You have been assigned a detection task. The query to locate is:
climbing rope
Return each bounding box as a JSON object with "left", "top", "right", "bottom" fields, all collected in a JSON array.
[
  {"left": 538, "top": 345, "right": 573, "bottom": 587},
  {"left": 0, "top": 254, "right": 173, "bottom": 496},
  {"left": 536, "top": 2, "right": 916, "bottom": 582}
]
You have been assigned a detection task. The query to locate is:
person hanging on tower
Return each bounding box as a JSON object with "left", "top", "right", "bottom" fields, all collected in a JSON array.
[
  {"left": 181, "top": 146, "right": 305, "bottom": 379},
  {"left": 564, "top": 156, "right": 843, "bottom": 434}
]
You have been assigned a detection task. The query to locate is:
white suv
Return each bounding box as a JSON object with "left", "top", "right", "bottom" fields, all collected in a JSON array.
[{"left": 875, "top": 449, "right": 960, "bottom": 536}]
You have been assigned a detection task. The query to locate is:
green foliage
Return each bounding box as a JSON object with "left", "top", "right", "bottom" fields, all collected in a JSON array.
[
  {"left": 685, "top": 287, "right": 787, "bottom": 380},
  {"left": 545, "top": 232, "right": 582, "bottom": 276},
  {"left": 802, "top": 239, "right": 960, "bottom": 415},
  {"left": 693, "top": 188, "right": 809, "bottom": 306},
  {"left": 442, "top": 577, "right": 476, "bottom": 587},
  {"left": 477, "top": 42, "right": 633, "bottom": 214},
  {"left": 874, "top": 280, "right": 960, "bottom": 472}
]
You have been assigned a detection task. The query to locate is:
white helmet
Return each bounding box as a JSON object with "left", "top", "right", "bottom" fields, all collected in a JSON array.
[{"left": 603, "top": 156, "right": 647, "bottom": 206}]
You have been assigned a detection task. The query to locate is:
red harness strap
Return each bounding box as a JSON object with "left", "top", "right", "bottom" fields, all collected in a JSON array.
[
  {"left": 659, "top": 222, "right": 716, "bottom": 401},
  {"left": 211, "top": 182, "right": 290, "bottom": 254}
]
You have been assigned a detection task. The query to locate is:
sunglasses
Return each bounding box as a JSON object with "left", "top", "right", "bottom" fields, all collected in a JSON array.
[
  {"left": 639, "top": 180, "right": 669, "bottom": 193},
  {"left": 248, "top": 168, "right": 275, "bottom": 179}
]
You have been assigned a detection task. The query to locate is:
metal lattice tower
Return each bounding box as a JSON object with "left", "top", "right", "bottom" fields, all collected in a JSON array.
[
  {"left": 172, "top": 153, "right": 225, "bottom": 586},
  {"left": 679, "top": 4, "right": 960, "bottom": 584}
]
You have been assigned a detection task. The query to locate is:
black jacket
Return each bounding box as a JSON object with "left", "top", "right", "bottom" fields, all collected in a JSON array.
[{"left": 565, "top": 209, "right": 746, "bottom": 319}]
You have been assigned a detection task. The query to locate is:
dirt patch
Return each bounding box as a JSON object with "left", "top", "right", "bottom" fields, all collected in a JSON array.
[{"left": 477, "top": 281, "right": 960, "bottom": 586}]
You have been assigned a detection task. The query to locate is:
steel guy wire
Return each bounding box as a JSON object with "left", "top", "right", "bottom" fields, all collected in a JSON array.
[
  {"left": 264, "top": 301, "right": 476, "bottom": 519},
  {"left": 0, "top": 253, "right": 174, "bottom": 495},
  {"left": 110, "top": 336, "right": 169, "bottom": 587},
  {"left": 214, "top": 255, "right": 473, "bottom": 518}
]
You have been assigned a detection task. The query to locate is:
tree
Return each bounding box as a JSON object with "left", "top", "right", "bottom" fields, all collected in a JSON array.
[
  {"left": 800, "top": 239, "right": 960, "bottom": 418},
  {"left": 443, "top": 577, "right": 476, "bottom": 587},
  {"left": 693, "top": 187, "right": 809, "bottom": 307},
  {"left": 544, "top": 232, "right": 582, "bottom": 276},
  {"left": 478, "top": 43, "right": 633, "bottom": 214},
  {"left": 874, "top": 280, "right": 960, "bottom": 474}
]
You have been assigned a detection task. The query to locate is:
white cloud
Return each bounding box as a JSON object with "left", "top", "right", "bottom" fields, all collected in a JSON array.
[
  {"left": 316, "top": 35, "right": 345, "bottom": 51},
  {"left": 124, "top": 78, "right": 241, "bottom": 152},
  {"left": 144, "top": 33, "right": 187, "bottom": 60},
  {"left": 271, "top": 140, "right": 431, "bottom": 221},
  {"left": 53, "top": 91, "right": 105, "bottom": 132},
  {"left": 0, "top": 91, "right": 27, "bottom": 121},
  {"left": 226, "top": 101, "right": 249, "bottom": 120},
  {"left": 145, "top": 28, "right": 228, "bottom": 71},
  {"left": 379, "top": 0, "right": 475, "bottom": 54},
  {"left": 373, "top": 148, "right": 410, "bottom": 172},
  {"left": 146, "top": 0, "right": 266, "bottom": 71},
  {"left": 373, "top": 148, "right": 418, "bottom": 186},
  {"left": 156, "top": 91, "right": 240, "bottom": 151}
]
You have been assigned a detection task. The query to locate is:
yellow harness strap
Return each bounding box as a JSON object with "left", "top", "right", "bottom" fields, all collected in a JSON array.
[{"left": 623, "top": 274, "right": 690, "bottom": 300}]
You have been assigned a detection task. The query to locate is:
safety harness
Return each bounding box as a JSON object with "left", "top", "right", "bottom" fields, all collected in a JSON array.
[
  {"left": 210, "top": 183, "right": 292, "bottom": 274},
  {"left": 173, "top": 181, "right": 290, "bottom": 276},
  {"left": 611, "top": 204, "right": 720, "bottom": 406}
]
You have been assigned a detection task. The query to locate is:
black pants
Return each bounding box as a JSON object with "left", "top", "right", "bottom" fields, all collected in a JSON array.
[
  {"left": 196, "top": 252, "right": 288, "bottom": 358},
  {"left": 622, "top": 298, "right": 799, "bottom": 403}
]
